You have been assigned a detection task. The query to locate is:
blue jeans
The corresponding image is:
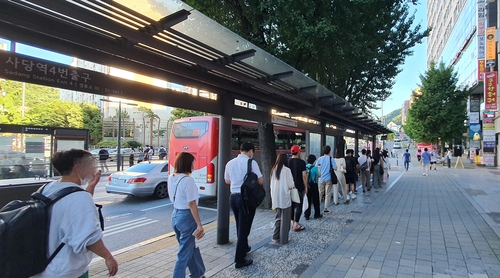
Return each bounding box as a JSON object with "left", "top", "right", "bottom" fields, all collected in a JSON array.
[{"left": 172, "top": 209, "right": 205, "bottom": 278}]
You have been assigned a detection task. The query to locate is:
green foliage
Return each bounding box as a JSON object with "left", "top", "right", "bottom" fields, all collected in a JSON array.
[
  {"left": 391, "top": 114, "right": 402, "bottom": 125},
  {"left": 138, "top": 106, "right": 159, "bottom": 120},
  {"left": 124, "top": 140, "right": 142, "bottom": 148},
  {"left": 96, "top": 140, "right": 117, "bottom": 148},
  {"left": 24, "top": 99, "right": 84, "bottom": 128},
  {"left": 82, "top": 103, "right": 102, "bottom": 144},
  {"left": 404, "top": 62, "right": 469, "bottom": 145},
  {"left": 113, "top": 109, "right": 130, "bottom": 118},
  {"left": 387, "top": 133, "right": 396, "bottom": 141},
  {"left": 185, "top": 0, "right": 429, "bottom": 113},
  {"left": 169, "top": 108, "right": 204, "bottom": 121},
  {"left": 384, "top": 109, "right": 401, "bottom": 125}
]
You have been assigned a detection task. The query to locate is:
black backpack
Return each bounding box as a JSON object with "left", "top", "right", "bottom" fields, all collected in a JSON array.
[
  {"left": 0, "top": 185, "right": 86, "bottom": 278},
  {"left": 241, "top": 159, "right": 265, "bottom": 214}
]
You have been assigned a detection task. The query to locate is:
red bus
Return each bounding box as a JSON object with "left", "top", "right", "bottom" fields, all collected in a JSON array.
[{"left": 168, "top": 116, "right": 306, "bottom": 196}]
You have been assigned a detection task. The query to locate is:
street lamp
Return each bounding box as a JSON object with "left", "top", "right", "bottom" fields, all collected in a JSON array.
[
  {"left": 100, "top": 98, "right": 137, "bottom": 171},
  {"left": 380, "top": 97, "right": 393, "bottom": 126}
]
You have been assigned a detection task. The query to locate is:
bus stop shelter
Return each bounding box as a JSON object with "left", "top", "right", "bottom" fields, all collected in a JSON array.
[{"left": 0, "top": 0, "right": 391, "bottom": 243}]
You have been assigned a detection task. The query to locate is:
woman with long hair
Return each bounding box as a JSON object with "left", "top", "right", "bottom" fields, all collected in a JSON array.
[
  {"left": 371, "top": 148, "right": 384, "bottom": 188},
  {"left": 270, "top": 154, "right": 295, "bottom": 244},
  {"left": 168, "top": 152, "right": 205, "bottom": 278},
  {"left": 334, "top": 149, "right": 348, "bottom": 205},
  {"left": 382, "top": 150, "right": 390, "bottom": 183}
]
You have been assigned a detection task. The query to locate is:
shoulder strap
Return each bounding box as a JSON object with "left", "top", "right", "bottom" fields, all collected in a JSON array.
[
  {"left": 247, "top": 159, "right": 253, "bottom": 174},
  {"left": 173, "top": 176, "right": 188, "bottom": 203}
]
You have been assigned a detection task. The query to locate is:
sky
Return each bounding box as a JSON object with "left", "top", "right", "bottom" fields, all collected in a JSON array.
[{"left": 375, "top": 1, "right": 428, "bottom": 118}]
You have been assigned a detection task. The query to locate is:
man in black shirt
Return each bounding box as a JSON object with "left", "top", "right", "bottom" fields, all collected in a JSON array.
[{"left": 288, "top": 145, "right": 308, "bottom": 231}]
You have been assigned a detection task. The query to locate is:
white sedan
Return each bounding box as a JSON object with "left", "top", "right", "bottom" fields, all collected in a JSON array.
[{"left": 105, "top": 161, "right": 169, "bottom": 199}]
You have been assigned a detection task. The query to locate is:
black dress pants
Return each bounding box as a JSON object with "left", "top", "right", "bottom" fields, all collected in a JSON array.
[
  {"left": 304, "top": 184, "right": 321, "bottom": 218},
  {"left": 230, "top": 193, "right": 255, "bottom": 263}
]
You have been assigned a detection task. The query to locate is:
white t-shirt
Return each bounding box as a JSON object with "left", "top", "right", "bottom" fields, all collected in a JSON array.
[
  {"left": 32, "top": 182, "right": 102, "bottom": 278},
  {"left": 358, "top": 155, "right": 370, "bottom": 171},
  {"left": 168, "top": 174, "right": 199, "bottom": 209},
  {"left": 430, "top": 152, "right": 437, "bottom": 162},
  {"left": 224, "top": 154, "right": 263, "bottom": 193}
]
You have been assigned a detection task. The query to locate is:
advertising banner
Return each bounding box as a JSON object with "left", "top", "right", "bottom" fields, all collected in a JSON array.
[
  {"left": 486, "top": 27, "right": 496, "bottom": 63},
  {"left": 469, "top": 123, "right": 481, "bottom": 138},
  {"left": 478, "top": 60, "right": 486, "bottom": 82},
  {"left": 484, "top": 72, "right": 498, "bottom": 110},
  {"left": 469, "top": 112, "right": 480, "bottom": 124},
  {"left": 478, "top": 36, "right": 486, "bottom": 59},
  {"left": 470, "top": 95, "right": 481, "bottom": 112}
]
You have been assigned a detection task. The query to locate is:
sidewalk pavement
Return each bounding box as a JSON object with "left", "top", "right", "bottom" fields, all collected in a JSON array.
[{"left": 90, "top": 158, "right": 500, "bottom": 277}]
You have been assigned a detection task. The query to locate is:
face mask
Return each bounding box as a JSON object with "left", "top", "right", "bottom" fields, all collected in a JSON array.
[{"left": 76, "top": 168, "right": 93, "bottom": 185}]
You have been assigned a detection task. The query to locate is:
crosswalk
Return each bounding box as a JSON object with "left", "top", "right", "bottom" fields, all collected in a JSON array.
[{"left": 103, "top": 217, "right": 159, "bottom": 237}]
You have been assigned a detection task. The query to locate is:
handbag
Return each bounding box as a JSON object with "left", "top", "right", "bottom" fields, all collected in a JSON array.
[
  {"left": 290, "top": 188, "right": 300, "bottom": 203},
  {"left": 330, "top": 157, "right": 338, "bottom": 184},
  {"left": 302, "top": 194, "right": 309, "bottom": 211}
]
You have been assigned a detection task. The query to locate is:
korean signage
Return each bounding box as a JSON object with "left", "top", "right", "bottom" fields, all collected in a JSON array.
[
  {"left": 469, "top": 112, "right": 480, "bottom": 124},
  {"left": 478, "top": 60, "right": 486, "bottom": 82},
  {"left": 469, "top": 123, "right": 481, "bottom": 138},
  {"left": 484, "top": 72, "right": 498, "bottom": 110},
  {"left": 0, "top": 51, "right": 190, "bottom": 107},
  {"left": 486, "top": 27, "right": 496, "bottom": 63},
  {"left": 271, "top": 115, "right": 298, "bottom": 127},
  {"left": 470, "top": 95, "right": 481, "bottom": 112},
  {"left": 478, "top": 36, "right": 486, "bottom": 59}
]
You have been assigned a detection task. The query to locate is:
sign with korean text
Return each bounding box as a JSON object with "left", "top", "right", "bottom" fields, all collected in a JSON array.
[
  {"left": 478, "top": 60, "right": 486, "bottom": 82},
  {"left": 486, "top": 27, "right": 496, "bottom": 62},
  {"left": 469, "top": 112, "right": 480, "bottom": 124},
  {"left": 470, "top": 95, "right": 481, "bottom": 112},
  {"left": 484, "top": 72, "right": 498, "bottom": 110},
  {"left": 271, "top": 115, "right": 298, "bottom": 127},
  {"left": 478, "top": 1, "right": 486, "bottom": 20},
  {"left": 478, "top": 36, "right": 486, "bottom": 59}
]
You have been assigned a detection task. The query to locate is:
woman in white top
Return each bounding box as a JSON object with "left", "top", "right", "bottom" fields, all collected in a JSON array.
[
  {"left": 270, "top": 154, "right": 295, "bottom": 245},
  {"left": 382, "top": 150, "right": 390, "bottom": 183},
  {"left": 167, "top": 152, "right": 205, "bottom": 278},
  {"left": 334, "top": 149, "right": 348, "bottom": 204}
]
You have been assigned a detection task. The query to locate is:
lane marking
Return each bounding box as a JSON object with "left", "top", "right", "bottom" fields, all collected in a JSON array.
[
  {"left": 106, "top": 217, "right": 147, "bottom": 229},
  {"left": 198, "top": 206, "right": 217, "bottom": 212},
  {"left": 104, "top": 220, "right": 159, "bottom": 237},
  {"left": 140, "top": 203, "right": 173, "bottom": 211},
  {"left": 104, "top": 218, "right": 152, "bottom": 233},
  {"left": 105, "top": 213, "right": 132, "bottom": 220}
]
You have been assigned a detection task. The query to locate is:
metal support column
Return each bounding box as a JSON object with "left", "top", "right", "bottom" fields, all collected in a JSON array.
[
  {"left": 321, "top": 121, "right": 327, "bottom": 147},
  {"left": 117, "top": 101, "right": 122, "bottom": 172},
  {"left": 217, "top": 95, "right": 233, "bottom": 245},
  {"left": 354, "top": 131, "right": 359, "bottom": 157},
  {"left": 372, "top": 136, "right": 377, "bottom": 150}
]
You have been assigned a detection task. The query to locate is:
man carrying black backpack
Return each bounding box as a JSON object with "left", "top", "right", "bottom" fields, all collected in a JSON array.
[{"left": 33, "top": 149, "right": 118, "bottom": 277}]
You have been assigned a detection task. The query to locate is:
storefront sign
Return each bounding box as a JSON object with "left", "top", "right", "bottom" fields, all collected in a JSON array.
[
  {"left": 469, "top": 112, "right": 480, "bottom": 124},
  {"left": 486, "top": 27, "right": 496, "bottom": 62},
  {"left": 478, "top": 60, "right": 486, "bottom": 82},
  {"left": 470, "top": 123, "right": 481, "bottom": 137},
  {"left": 470, "top": 95, "right": 481, "bottom": 112},
  {"left": 478, "top": 35, "right": 486, "bottom": 59},
  {"left": 484, "top": 72, "right": 498, "bottom": 110}
]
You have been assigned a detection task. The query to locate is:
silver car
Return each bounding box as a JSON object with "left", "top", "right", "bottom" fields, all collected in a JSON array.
[{"left": 105, "top": 161, "right": 169, "bottom": 199}]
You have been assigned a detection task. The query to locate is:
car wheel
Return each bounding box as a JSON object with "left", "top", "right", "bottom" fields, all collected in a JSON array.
[{"left": 154, "top": 182, "right": 168, "bottom": 199}]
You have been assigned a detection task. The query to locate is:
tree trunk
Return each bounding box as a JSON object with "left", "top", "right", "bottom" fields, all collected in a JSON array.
[{"left": 258, "top": 122, "right": 276, "bottom": 209}]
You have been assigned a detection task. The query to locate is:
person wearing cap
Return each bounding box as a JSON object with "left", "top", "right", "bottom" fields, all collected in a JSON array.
[{"left": 288, "top": 145, "right": 308, "bottom": 231}]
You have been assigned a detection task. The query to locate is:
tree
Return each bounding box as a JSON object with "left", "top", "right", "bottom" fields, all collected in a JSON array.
[
  {"left": 138, "top": 106, "right": 159, "bottom": 146},
  {"left": 404, "top": 62, "right": 469, "bottom": 149},
  {"left": 24, "top": 99, "right": 84, "bottom": 128},
  {"left": 169, "top": 108, "right": 204, "bottom": 121},
  {"left": 185, "top": 0, "right": 429, "bottom": 113},
  {"left": 82, "top": 103, "right": 102, "bottom": 144}
]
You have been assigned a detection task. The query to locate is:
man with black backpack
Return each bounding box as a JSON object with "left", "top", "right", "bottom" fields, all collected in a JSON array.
[
  {"left": 0, "top": 149, "right": 118, "bottom": 278},
  {"left": 224, "top": 142, "right": 263, "bottom": 269}
]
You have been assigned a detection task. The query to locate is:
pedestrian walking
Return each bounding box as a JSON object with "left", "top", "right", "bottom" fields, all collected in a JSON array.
[
  {"left": 382, "top": 150, "right": 390, "bottom": 183},
  {"left": 168, "top": 152, "right": 206, "bottom": 278},
  {"left": 33, "top": 149, "right": 118, "bottom": 278},
  {"left": 430, "top": 148, "right": 438, "bottom": 170},
  {"left": 304, "top": 155, "right": 322, "bottom": 220},
  {"left": 334, "top": 149, "right": 347, "bottom": 205},
  {"left": 345, "top": 149, "right": 359, "bottom": 198},
  {"left": 143, "top": 145, "right": 150, "bottom": 161},
  {"left": 98, "top": 147, "right": 109, "bottom": 172},
  {"left": 129, "top": 147, "right": 135, "bottom": 167},
  {"left": 137, "top": 147, "right": 144, "bottom": 163},
  {"left": 416, "top": 148, "right": 422, "bottom": 163},
  {"left": 147, "top": 147, "right": 154, "bottom": 161},
  {"left": 159, "top": 146, "right": 167, "bottom": 160},
  {"left": 316, "top": 145, "right": 337, "bottom": 213},
  {"left": 446, "top": 148, "right": 452, "bottom": 168},
  {"left": 358, "top": 149, "right": 371, "bottom": 192},
  {"left": 403, "top": 149, "right": 411, "bottom": 171},
  {"left": 371, "top": 148, "right": 384, "bottom": 188},
  {"left": 421, "top": 148, "right": 431, "bottom": 176},
  {"left": 270, "top": 154, "right": 294, "bottom": 244},
  {"left": 288, "top": 145, "right": 308, "bottom": 231},
  {"left": 224, "top": 142, "right": 263, "bottom": 268}
]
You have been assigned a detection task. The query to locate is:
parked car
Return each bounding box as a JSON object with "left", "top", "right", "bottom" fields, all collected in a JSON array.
[
  {"left": 108, "top": 148, "right": 129, "bottom": 161},
  {"left": 393, "top": 142, "right": 402, "bottom": 149},
  {"left": 105, "top": 160, "right": 169, "bottom": 198}
]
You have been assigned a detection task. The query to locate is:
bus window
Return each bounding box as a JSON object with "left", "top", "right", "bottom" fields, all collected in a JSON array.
[
  {"left": 239, "top": 126, "right": 259, "bottom": 150},
  {"left": 173, "top": 121, "right": 208, "bottom": 138}
]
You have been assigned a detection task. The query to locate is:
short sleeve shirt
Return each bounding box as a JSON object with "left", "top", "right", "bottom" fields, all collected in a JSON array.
[
  {"left": 288, "top": 158, "right": 306, "bottom": 191},
  {"left": 306, "top": 164, "right": 319, "bottom": 183},
  {"left": 422, "top": 152, "right": 431, "bottom": 164},
  {"left": 403, "top": 152, "right": 411, "bottom": 162},
  {"left": 224, "top": 154, "right": 263, "bottom": 193},
  {"left": 168, "top": 174, "right": 200, "bottom": 209},
  {"left": 316, "top": 155, "right": 337, "bottom": 182}
]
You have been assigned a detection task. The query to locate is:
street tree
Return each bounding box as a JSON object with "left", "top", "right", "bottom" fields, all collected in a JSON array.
[
  {"left": 24, "top": 99, "right": 84, "bottom": 128},
  {"left": 404, "top": 62, "right": 469, "bottom": 150},
  {"left": 138, "top": 106, "right": 159, "bottom": 146},
  {"left": 169, "top": 108, "right": 204, "bottom": 121},
  {"left": 82, "top": 103, "right": 102, "bottom": 144},
  {"left": 185, "top": 0, "right": 429, "bottom": 112}
]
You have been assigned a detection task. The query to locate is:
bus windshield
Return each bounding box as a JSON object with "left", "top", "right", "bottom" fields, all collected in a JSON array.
[{"left": 173, "top": 121, "right": 208, "bottom": 138}]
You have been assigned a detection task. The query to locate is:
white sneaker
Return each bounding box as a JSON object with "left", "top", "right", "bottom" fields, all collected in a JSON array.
[
  {"left": 422, "top": 173, "right": 425, "bottom": 176},
  {"left": 346, "top": 194, "right": 350, "bottom": 201},
  {"left": 350, "top": 192, "right": 356, "bottom": 199}
]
